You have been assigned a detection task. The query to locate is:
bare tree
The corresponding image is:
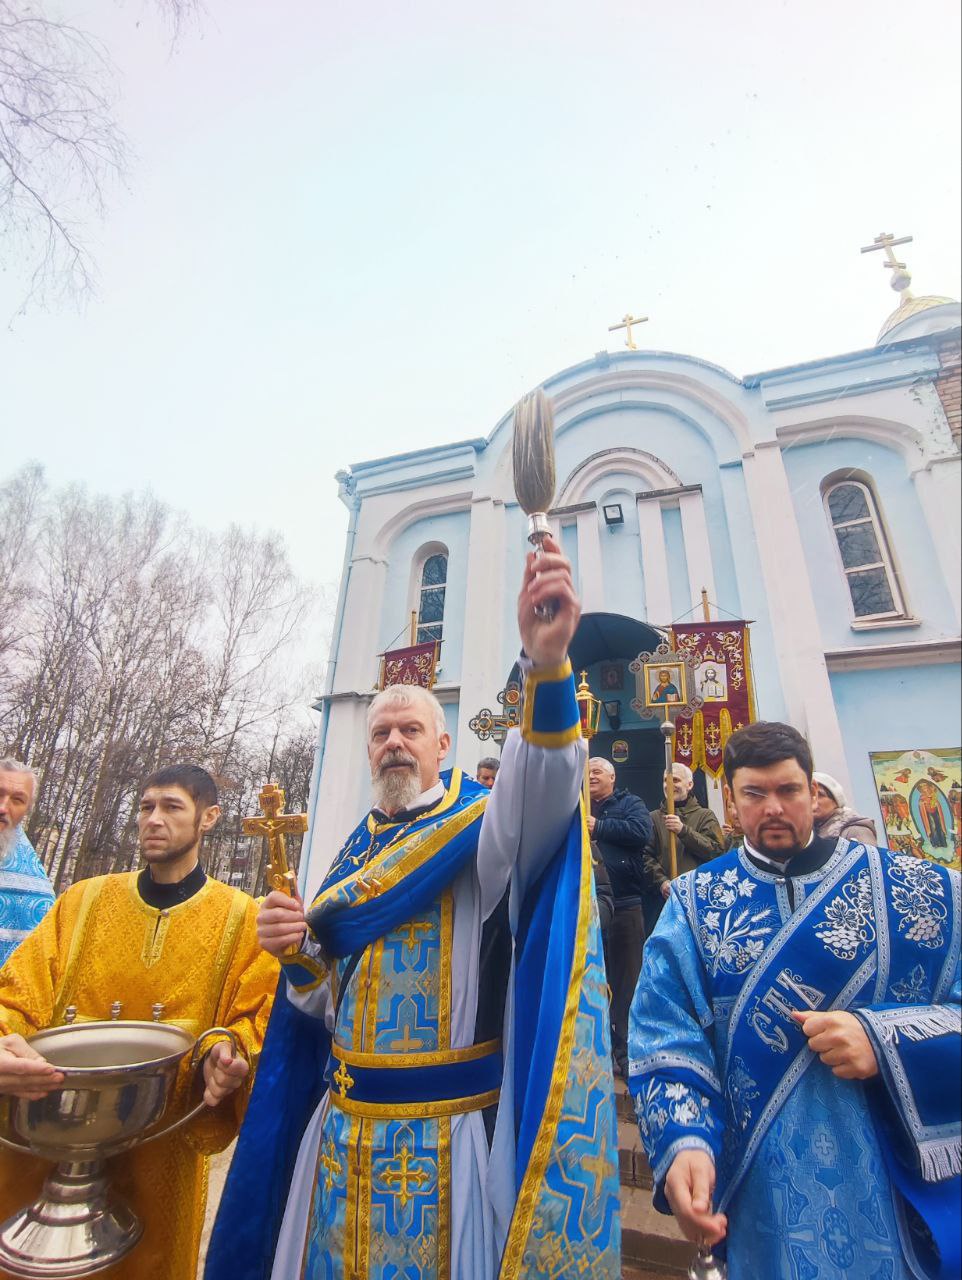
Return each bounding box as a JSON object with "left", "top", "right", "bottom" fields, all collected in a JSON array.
[
  {"left": 0, "top": 463, "right": 326, "bottom": 892},
  {"left": 0, "top": 0, "right": 201, "bottom": 308}
]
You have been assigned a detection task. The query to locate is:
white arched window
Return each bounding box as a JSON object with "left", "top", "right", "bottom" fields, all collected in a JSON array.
[
  {"left": 823, "top": 479, "right": 905, "bottom": 621},
  {"left": 415, "top": 550, "right": 448, "bottom": 645}
]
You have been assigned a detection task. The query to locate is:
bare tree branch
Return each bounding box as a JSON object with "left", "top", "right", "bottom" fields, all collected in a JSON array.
[{"left": 0, "top": 0, "right": 202, "bottom": 311}]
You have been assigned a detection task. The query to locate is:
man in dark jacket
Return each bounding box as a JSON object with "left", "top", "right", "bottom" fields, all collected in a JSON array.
[
  {"left": 643, "top": 761, "right": 725, "bottom": 934},
  {"left": 587, "top": 756, "right": 654, "bottom": 1077}
]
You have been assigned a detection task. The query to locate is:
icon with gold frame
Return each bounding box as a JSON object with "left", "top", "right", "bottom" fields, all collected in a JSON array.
[{"left": 642, "top": 660, "right": 687, "bottom": 708}]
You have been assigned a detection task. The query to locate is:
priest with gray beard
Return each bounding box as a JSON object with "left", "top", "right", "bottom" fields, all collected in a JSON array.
[
  {"left": 0, "top": 758, "right": 54, "bottom": 967},
  {"left": 207, "top": 536, "right": 622, "bottom": 1280}
]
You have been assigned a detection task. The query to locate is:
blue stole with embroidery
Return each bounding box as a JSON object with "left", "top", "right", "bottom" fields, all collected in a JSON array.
[
  {"left": 206, "top": 769, "right": 487, "bottom": 1280},
  {"left": 709, "top": 843, "right": 958, "bottom": 1277},
  {"left": 306, "top": 767, "right": 487, "bottom": 959}
]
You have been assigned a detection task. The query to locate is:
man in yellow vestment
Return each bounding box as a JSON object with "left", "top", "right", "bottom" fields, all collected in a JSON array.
[{"left": 0, "top": 764, "right": 278, "bottom": 1280}]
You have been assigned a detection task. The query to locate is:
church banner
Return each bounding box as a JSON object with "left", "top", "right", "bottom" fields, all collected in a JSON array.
[
  {"left": 669, "top": 622, "right": 755, "bottom": 778},
  {"left": 377, "top": 641, "right": 439, "bottom": 690}
]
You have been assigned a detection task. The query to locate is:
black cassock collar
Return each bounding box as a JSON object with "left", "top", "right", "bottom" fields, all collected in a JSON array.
[{"left": 137, "top": 861, "right": 207, "bottom": 909}]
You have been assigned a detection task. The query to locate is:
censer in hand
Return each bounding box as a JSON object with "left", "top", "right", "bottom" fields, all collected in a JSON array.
[{"left": 689, "top": 1244, "right": 727, "bottom": 1279}]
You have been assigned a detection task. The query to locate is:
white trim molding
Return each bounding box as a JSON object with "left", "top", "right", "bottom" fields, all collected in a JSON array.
[{"left": 824, "top": 637, "right": 962, "bottom": 673}]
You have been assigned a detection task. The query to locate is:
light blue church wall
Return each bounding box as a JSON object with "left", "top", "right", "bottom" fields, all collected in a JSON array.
[
  {"left": 380, "top": 511, "right": 470, "bottom": 683},
  {"left": 830, "top": 664, "right": 962, "bottom": 830},
  {"left": 782, "top": 437, "right": 955, "bottom": 647},
  {"left": 662, "top": 507, "right": 691, "bottom": 622},
  {"left": 717, "top": 462, "right": 787, "bottom": 723}
]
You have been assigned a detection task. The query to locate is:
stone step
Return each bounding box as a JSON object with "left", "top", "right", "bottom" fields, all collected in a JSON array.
[
  {"left": 614, "top": 1077, "right": 694, "bottom": 1277},
  {"left": 621, "top": 1184, "right": 694, "bottom": 1275},
  {"left": 618, "top": 1115, "right": 653, "bottom": 1189},
  {"left": 622, "top": 1266, "right": 687, "bottom": 1279}
]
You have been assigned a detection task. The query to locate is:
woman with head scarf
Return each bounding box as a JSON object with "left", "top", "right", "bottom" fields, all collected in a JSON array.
[{"left": 812, "top": 771, "right": 878, "bottom": 845}]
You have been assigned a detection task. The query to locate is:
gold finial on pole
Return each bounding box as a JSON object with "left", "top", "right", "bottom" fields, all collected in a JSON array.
[
  {"left": 861, "top": 231, "right": 914, "bottom": 297},
  {"left": 575, "top": 670, "right": 602, "bottom": 812},
  {"left": 608, "top": 312, "right": 649, "bottom": 350}
]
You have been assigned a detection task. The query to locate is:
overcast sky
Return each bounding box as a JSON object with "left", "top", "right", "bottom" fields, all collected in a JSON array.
[{"left": 4, "top": 0, "right": 960, "bottom": 620}]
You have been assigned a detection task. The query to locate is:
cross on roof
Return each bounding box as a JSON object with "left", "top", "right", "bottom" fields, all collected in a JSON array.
[
  {"left": 608, "top": 312, "right": 649, "bottom": 350},
  {"left": 860, "top": 231, "right": 914, "bottom": 295}
]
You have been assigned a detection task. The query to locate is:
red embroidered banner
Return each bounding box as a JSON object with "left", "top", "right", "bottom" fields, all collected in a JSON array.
[
  {"left": 378, "top": 641, "right": 439, "bottom": 690},
  {"left": 669, "top": 622, "right": 756, "bottom": 778}
]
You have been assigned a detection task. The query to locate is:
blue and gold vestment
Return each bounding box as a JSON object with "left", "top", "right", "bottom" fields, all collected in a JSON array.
[
  {"left": 0, "top": 829, "right": 54, "bottom": 966},
  {"left": 629, "top": 840, "right": 961, "bottom": 1280},
  {"left": 208, "top": 660, "right": 621, "bottom": 1280}
]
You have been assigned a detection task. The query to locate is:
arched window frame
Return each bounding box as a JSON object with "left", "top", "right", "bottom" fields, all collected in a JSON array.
[
  {"left": 821, "top": 475, "right": 907, "bottom": 624},
  {"left": 409, "top": 543, "right": 448, "bottom": 648}
]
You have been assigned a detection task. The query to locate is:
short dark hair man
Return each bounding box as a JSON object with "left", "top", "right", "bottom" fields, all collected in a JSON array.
[
  {"left": 0, "top": 764, "right": 278, "bottom": 1280},
  {"left": 476, "top": 757, "right": 500, "bottom": 789},
  {"left": 587, "top": 756, "right": 654, "bottom": 1077},
  {"left": 628, "top": 721, "right": 960, "bottom": 1278}
]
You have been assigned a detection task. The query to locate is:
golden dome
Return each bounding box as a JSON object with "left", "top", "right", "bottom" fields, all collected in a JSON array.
[{"left": 878, "top": 293, "right": 958, "bottom": 341}]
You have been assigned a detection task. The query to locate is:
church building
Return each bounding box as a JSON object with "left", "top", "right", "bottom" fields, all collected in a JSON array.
[{"left": 300, "top": 242, "right": 961, "bottom": 895}]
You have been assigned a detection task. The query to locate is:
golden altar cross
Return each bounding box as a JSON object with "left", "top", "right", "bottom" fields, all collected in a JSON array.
[
  {"left": 608, "top": 311, "right": 649, "bottom": 350},
  {"left": 242, "top": 783, "right": 308, "bottom": 899},
  {"left": 382, "top": 1143, "right": 432, "bottom": 1208}
]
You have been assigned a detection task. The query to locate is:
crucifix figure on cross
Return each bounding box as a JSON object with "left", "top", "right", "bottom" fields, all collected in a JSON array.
[
  {"left": 608, "top": 311, "right": 649, "bottom": 350},
  {"left": 243, "top": 784, "right": 308, "bottom": 956}
]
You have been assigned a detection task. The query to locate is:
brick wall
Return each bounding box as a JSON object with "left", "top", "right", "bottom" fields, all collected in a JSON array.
[{"left": 934, "top": 336, "right": 961, "bottom": 449}]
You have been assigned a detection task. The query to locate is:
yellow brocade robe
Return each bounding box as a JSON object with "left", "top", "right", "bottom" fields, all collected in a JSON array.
[{"left": 0, "top": 871, "right": 278, "bottom": 1280}]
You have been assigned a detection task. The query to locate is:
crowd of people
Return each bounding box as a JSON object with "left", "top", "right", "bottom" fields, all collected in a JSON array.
[{"left": 0, "top": 536, "right": 956, "bottom": 1280}]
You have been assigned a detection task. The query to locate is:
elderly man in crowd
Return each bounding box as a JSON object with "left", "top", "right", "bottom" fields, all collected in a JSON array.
[
  {"left": 643, "top": 761, "right": 725, "bottom": 934},
  {"left": 588, "top": 756, "right": 654, "bottom": 1078},
  {"left": 0, "top": 757, "right": 54, "bottom": 967}
]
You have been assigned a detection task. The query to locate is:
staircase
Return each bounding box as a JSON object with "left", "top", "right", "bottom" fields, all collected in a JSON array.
[{"left": 615, "top": 1079, "right": 694, "bottom": 1278}]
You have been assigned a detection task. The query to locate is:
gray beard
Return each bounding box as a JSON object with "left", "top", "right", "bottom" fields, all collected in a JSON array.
[
  {"left": 371, "top": 766, "right": 422, "bottom": 816},
  {"left": 0, "top": 825, "right": 19, "bottom": 867}
]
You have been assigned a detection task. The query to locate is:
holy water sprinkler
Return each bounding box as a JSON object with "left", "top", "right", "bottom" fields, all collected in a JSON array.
[{"left": 511, "top": 388, "right": 557, "bottom": 620}]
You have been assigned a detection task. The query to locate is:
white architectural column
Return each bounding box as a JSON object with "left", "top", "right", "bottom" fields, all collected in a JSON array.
[
  {"left": 333, "top": 554, "right": 389, "bottom": 694},
  {"left": 304, "top": 696, "right": 371, "bottom": 898},
  {"left": 575, "top": 507, "right": 606, "bottom": 613},
  {"left": 456, "top": 498, "right": 507, "bottom": 769},
  {"left": 636, "top": 496, "right": 672, "bottom": 627},
  {"left": 742, "top": 444, "right": 851, "bottom": 787},
  {"left": 912, "top": 459, "right": 962, "bottom": 630},
  {"left": 678, "top": 488, "right": 718, "bottom": 614}
]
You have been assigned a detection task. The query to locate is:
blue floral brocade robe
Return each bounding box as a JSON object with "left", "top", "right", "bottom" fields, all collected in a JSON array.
[{"left": 629, "top": 841, "right": 961, "bottom": 1280}]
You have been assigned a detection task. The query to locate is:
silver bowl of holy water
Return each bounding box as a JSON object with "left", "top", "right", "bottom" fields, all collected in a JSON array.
[{"left": 0, "top": 1008, "right": 236, "bottom": 1278}]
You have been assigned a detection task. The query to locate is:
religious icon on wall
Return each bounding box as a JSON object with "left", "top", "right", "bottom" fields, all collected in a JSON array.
[
  {"left": 869, "top": 747, "right": 961, "bottom": 872},
  {"left": 643, "top": 661, "right": 686, "bottom": 707},
  {"left": 600, "top": 661, "right": 624, "bottom": 691},
  {"left": 695, "top": 661, "right": 728, "bottom": 702}
]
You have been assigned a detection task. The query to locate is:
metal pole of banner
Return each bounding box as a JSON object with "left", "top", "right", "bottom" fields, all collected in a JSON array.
[
  {"left": 409, "top": 611, "right": 418, "bottom": 646},
  {"left": 701, "top": 588, "right": 711, "bottom": 622},
  {"left": 661, "top": 708, "right": 678, "bottom": 880}
]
